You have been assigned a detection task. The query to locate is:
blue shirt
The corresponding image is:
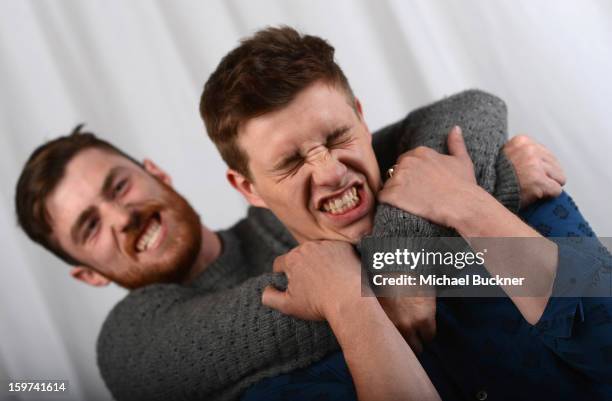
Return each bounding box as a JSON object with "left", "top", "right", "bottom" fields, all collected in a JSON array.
[{"left": 242, "top": 192, "right": 612, "bottom": 401}]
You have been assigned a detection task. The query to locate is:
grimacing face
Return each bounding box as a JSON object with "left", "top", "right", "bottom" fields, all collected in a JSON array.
[
  {"left": 232, "top": 81, "right": 382, "bottom": 244},
  {"left": 45, "top": 148, "right": 202, "bottom": 289}
]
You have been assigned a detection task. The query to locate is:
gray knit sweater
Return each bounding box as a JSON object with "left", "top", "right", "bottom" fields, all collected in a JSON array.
[{"left": 97, "top": 90, "right": 519, "bottom": 401}]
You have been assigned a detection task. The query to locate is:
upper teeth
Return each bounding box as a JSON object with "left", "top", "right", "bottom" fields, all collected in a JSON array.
[
  {"left": 322, "top": 186, "right": 360, "bottom": 215},
  {"left": 136, "top": 219, "right": 161, "bottom": 252}
]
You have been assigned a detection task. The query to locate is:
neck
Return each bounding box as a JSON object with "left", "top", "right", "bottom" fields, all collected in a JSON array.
[{"left": 183, "top": 226, "right": 222, "bottom": 283}]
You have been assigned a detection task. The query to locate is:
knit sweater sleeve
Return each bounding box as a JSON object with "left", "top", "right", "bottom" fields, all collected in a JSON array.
[
  {"left": 368, "top": 89, "right": 520, "bottom": 241},
  {"left": 97, "top": 274, "right": 338, "bottom": 401}
]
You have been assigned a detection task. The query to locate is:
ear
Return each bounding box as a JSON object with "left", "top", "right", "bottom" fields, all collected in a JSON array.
[
  {"left": 143, "top": 159, "right": 172, "bottom": 186},
  {"left": 226, "top": 168, "right": 268, "bottom": 208},
  {"left": 354, "top": 97, "right": 364, "bottom": 119},
  {"left": 354, "top": 97, "right": 372, "bottom": 138},
  {"left": 70, "top": 266, "right": 111, "bottom": 287}
]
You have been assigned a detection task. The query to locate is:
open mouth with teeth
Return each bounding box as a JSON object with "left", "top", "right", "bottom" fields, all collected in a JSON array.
[
  {"left": 135, "top": 212, "right": 163, "bottom": 253},
  {"left": 320, "top": 185, "right": 362, "bottom": 215}
]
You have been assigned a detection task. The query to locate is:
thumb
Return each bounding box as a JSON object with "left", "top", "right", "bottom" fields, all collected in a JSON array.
[
  {"left": 262, "top": 285, "right": 288, "bottom": 313},
  {"left": 447, "top": 126, "right": 469, "bottom": 160}
]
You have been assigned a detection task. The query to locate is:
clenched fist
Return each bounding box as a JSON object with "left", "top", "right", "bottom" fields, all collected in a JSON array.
[
  {"left": 262, "top": 240, "right": 364, "bottom": 321},
  {"left": 503, "top": 135, "right": 566, "bottom": 208}
]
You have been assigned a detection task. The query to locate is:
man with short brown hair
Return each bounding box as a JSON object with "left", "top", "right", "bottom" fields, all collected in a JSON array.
[
  {"left": 15, "top": 28, "right": 586, "bottom": 401},
  {"left": 200, "top": 26, "right": 612, "bottom": 401}
]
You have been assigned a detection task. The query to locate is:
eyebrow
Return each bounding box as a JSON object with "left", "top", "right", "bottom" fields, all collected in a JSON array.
[
  {"left": 69, "top": 166, "right": 124, "bottom": 244},
  {"left": 271, "top": 125, "right": 352, "bottom": 172},
  {"left": 101, "top": 166, "right": 124, "bottom": 199},
  {"left": 70, "top": 206, "right": 96, "bottom": 245},
  {"left": 272, "top": 152, "right": 303, "bottom": 172},
  {"left": 325, "top": 125, "right": 351, "bottom": 145}
]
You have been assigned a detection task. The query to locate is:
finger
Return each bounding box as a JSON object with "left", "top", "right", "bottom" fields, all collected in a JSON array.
[
  {"left": 406, "top": 332, "right": 423, "bottom": 354},
  {"left": 412, "top": 146, "right": 437, "bottom": 158},
  {"left": 447, "top": 126, "right": 469, "bottom": 160},
  {"left": 272, "top": 255, "right": 287, "bottom": 273},
  {"left": 541, "top": 178, "right": 563, "bottom": 199},
  {"left": 261, "top": 285, "right": 288, "bottom": 312},
  {"left": 418, "top": 318, "right": 437, "bottom": 344},
  {"left": 535, "top": 144, "right": 564, "bottom": 170},
  {"left": 395, "top": 150, "right": 417, "bottom": 165},
  {"left": 543, "top": 159, "right": 567, "bottom": 186}
]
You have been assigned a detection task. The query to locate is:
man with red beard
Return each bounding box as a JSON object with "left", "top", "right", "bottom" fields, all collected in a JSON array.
[
  {"left": 16, "top": 125, "right": 217, "bottom": 290},
  {"left": 16, "top": 110, "right": 578, "bottom": 400},
  {"left": 15, "top": 44, "right": 571, "bottom": 401},
  {"left": 17, "top": 120, "right": 562, "bottom": 401}
]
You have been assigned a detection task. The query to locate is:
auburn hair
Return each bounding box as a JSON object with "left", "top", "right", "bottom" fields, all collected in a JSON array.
[{"left": 15, "top": 124, "right": 139, "bottom": 266}]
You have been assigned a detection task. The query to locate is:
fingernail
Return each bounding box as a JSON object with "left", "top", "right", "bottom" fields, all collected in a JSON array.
[{"left": 454, "top": 125, "right": 462, "bottom": 136}]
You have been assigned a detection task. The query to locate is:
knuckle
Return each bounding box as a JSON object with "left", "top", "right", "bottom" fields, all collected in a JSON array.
[
  {"left": 402, "top": 322, "right": 415, "bottom": 333},
  {"left": 397, "top": 154, "right": 413, "bottom": 168},
  {"left": 535, "top": 143, "right": 548, "bottom": 154},
  {"left": 524, "top": 144, "right": 538, "bottom": 158},
  {"left": 416, "top": 315, "right": 430, "bottom": 326},
  {"left": 512, "top": 134, "right": 531, "bottom": 146},
  {"left": 413, "top": 146, "right": 433, "bottom": 157},
  {"left": 273, "top": 256, "right": 284, "bottom": 271},
  {"left": 527, "top": 159, "right": 543, "bottom": 173},
  {"left": 286, "top": 250, "right": 299, "bottom": 265},
  {"left": 533, "top": 187, "right": 544, "bottom": 199},
  {"left": 397, "top": 151, "right": 411, "bottom": 163}
]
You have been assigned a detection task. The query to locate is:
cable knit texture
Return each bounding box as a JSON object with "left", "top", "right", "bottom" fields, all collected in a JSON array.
[{"left": 97, "top": 90, "right": 520, "bottom": 401}]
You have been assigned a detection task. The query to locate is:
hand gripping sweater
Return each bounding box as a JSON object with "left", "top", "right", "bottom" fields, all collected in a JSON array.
[{"left": 97, "top": 90, "right": 520, "bottom": 401}]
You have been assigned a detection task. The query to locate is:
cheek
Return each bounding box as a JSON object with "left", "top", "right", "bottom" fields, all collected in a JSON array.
[
  {"left": 129, "top": 175, "right": 166, "bottom": 199},
  {"left": 260, "top": 179, "right": 313, "bottom": 216},
  {"left": 338, "top": 146, "right": 378, "bottom": 173},
  {"left": 128, "top": 185, "right": 157, "bottom": 201},
  {"left": 89, "top": 232, "right": 121, "bottom": 267}
]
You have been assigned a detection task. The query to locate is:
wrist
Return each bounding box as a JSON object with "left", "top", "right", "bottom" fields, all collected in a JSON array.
[
  {"left": 325, "top": 294, "right": 380, "bottom": 327},
  {"left": 449, "top": 186, "right": 500, "bottom": 237}
]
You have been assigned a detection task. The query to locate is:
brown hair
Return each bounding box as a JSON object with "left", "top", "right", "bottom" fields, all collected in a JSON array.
[
  {"left": 200, "top": 26, "right": 355, "bottom": 180},
  {"left": 15, "top": 124, "right": 140, "bottom": 266}
]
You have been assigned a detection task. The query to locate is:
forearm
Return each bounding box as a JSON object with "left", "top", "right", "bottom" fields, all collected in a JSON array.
[
  {"left": 98, "top": 276, "right": 339, "bottom": 401},
  {"left": 451, "top": 187, "right": 558, "bottom": 324},
  {"left": 371, "top": 90, "right": 519, "bottom": 238},
  {"left": 326, "top": 296, "right": 440, "bottom": 401}
]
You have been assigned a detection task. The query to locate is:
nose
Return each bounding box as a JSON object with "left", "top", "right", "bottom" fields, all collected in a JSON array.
[
  {"left": 99, "top": 202, "right": 131, "bottom": 235},
  {"left": 311, "top": 151, "right": 348, "bottom": 188}
]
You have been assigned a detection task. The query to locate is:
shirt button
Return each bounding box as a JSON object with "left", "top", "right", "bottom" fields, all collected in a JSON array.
[{"left": 475, "top": 390, "right": 488, "bottom": 400}]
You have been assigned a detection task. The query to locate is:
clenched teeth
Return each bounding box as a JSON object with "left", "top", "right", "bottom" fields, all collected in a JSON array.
[
  {"left": 322, "top": 186, "right": 360, "bottom": 215},
  {"left": 136, "top": 219, "right": 161, "bottom": 252}
]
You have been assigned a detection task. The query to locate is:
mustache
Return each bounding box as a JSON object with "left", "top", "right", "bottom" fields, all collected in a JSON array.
[
  {"left": 122, "top": 202, "right": 163, "bottom": 256},
  {"left": 122, "top": 210, "right": 148, "bottom": 235}
]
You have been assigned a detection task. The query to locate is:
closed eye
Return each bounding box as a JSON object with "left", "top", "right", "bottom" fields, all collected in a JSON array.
[
  {"left": 112, "top": 178, "right": 129, "bottom": 199},
  {"left": 276, "top": 158, "right": 304, "bottom": 181},
  {"left": 83, "top": 216, "right": 100, "bottom": 242},
  {"left": 327, "top": 127, "right": 353, "bottom": 148}
]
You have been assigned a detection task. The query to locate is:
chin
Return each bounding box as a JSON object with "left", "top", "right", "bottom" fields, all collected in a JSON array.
[
  {"left": 346, "top": 227, "right": 371, "bottom": 244},
  {"left": 337, "top": 221, "right": 374, "bottom": 244}
]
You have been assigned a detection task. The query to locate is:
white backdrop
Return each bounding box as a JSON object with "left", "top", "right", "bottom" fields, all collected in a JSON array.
[{"left": 1, "top": 1, "right": 611, "bottom": 400}]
